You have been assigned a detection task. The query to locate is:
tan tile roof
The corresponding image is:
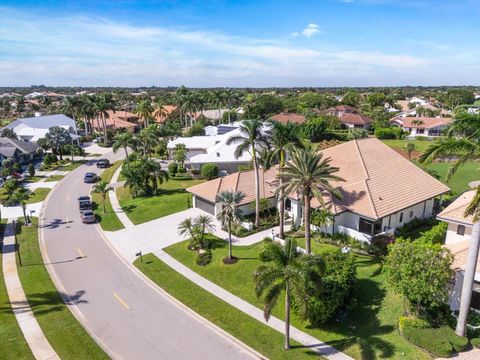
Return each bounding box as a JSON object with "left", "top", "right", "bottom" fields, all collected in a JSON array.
[
  {"left": 188, "top": 138, "right": 450, "bottom": 219},
  {"left": 154, "top": 105, "right": 178, "bottom": 123},
  {"left": 402, "top": 117, "right": 451, "bottom": 129},
  {"left": 438, "top": 191, "right": 475, "bottom": 226},
  {"left": 445, "top": 239, "right": 480, "bottom": 272},
  {"left": 339, "top": 113, "right": 372, "bottom": 126},
  {"left": 327, "top": 105, "right": 358, "bottom": 113},
  {"left": 187, "top": 167, "right": 277, "bottom": 205},
  {"left": 270, "top": 112, "right": 306, "bottom": 124}
]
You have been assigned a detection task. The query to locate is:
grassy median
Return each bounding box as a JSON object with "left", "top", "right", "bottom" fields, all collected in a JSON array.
[
  {"left": 27, "top": 188, "right": 51, "bottom": 204},
  {"left": 134, "top": 253, "right": 320, "bottom": 360},
  {"left": 15, "top": 218, "right": 108, "bottom": 360},
  {"left": 0, "top": 221, "right": 34, "bottom": 360}
]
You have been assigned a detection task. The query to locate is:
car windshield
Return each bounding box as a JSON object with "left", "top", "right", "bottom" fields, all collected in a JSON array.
[
  {"left": 78, "top": 196, "right": 89, "bottom": 201},
  {"left": 83, "top": 211, "right": 94, "bottom": 216}
]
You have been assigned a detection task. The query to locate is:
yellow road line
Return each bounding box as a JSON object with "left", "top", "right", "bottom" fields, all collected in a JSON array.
[
  {"left": 113, "top": 292, "right": 131, "bottom": 310},
  {"left": 77, "top": 248, "right": 85, "bottom": 258}
]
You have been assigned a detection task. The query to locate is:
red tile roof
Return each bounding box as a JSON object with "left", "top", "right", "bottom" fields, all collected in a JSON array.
[
  {"left": 339, "top": 113, "right": 372, "bottom": 126},
  {"left": 402, "top": 117, "right": 451, "bottom": 129},
  {"left": 270, "top": 112, "right": 306, "bottom": 124}
]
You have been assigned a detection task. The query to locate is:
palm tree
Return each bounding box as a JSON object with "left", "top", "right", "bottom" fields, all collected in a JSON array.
[
  {"left": 178, "top": 217, "right": 198, "bottom": 248},
  {"left": 95, "top": 93, "right": 116, "bottom": 145},
  {"left": 173, "top": 143, "right": 187, "bottom": 169},
  {"left": 253, "top": 238, "right": 324, "bottom": 350},
  {"left": 135, "top": 99, "right": 154, "bottom": 128},
  {"left": 271, "top": 121, "right": 302, "bottom": 238},
  {"left": 112, "top": 132, "right": 133, "bottom": 163},
  {"left": 61, "top": 96, "right": 82, "bottom": 130},
  {"left": 13, "top": 188, "right": 31, "bottom": 224},
  {"left": 404, "top": 142, "right": 416, "bottom": 160},
  {"left": 277, "top": 146, "right": 344, "bottom": 254},
  {"left": 419, "top": 111, "right": 480, "bottom": 336},
  {"left": 227, "top": 119, "right": 270, "bottom": 228},
  {"left": 93, "top": 180, "right": 114, "bottom": 213},
  {"left": 195, "top": 214, "right": 216, "bottom": 249},
  {"left": 216, "top": 190, "right": 246, "bottom": 262},
  {"left": 256, "top": 146, "right": 275, "bottom": 210}
]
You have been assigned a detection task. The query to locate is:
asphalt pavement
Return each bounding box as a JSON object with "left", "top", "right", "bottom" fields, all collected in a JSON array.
[{"left": 40, "top": 152, "right": 256, "bottom": 360}]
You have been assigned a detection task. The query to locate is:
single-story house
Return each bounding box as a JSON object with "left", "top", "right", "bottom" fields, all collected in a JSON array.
[
  {"left": 0, "top": 137, "right": 40, "bottom": 163},
  {"left": 324, "top": 105, "right": 372, "bottom": 129},
  {"left": 154, "top": 105, "right": 179, "bottom": 123},
  {"left": 270, "top": 112, "right": 306, "bottom": 124},
  {"left": 325, "top": 105, "right": 358, "bottom": 117},
  {"left": 393, "top": 116, "right": 451, "bottom": 137},
  {"left": 437, "top": 191, "right": 480, "bottom": 311},
  {"left": 2, "top": 114, "right": 79, "bottom": 143},
  {"left": 92, "top": 110, "right": 141, "bottom": 132},
  {"left": 188, "top": 138, "right": 450, "bottom": 242}
]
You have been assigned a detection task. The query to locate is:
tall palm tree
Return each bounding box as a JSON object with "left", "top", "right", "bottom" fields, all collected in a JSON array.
[
  {"left": 61, "top": 96, "right": 82, "bottom": 131},
  {"left": 227, "top": 119, "right": 270, "bottom": 227},
  {"left": 95, "top": 93, "right": 116, "bottom": 145},
  {"left": 271, "top": 121, "right": 302, "bottom": 238},
  {"left": 419, "top": 111, "right": 480, "bottom": 336},
  {"left": 112, "top": 132, "right": 133, "bottom": 164},
  {"left": 277, "top": 146, "right": 344, "bottom": 254},
  {"left": 13, "top": 188, "right": 31, "bottom": 224},
  {"left": 216, "top": 190, "right": 246, "bottom": 262},
  {"left": 135, "top": 99, "right": 154, "bottom": 128},
  {"left": 253, "top": 238, "right": 324, "bottom": 350},
  {"left": 93, "top": 180, "right": 114, "bottom": 213},
  {"left": 80, "top": 95, "right": 97, "bottom": 135},
  {"left": 256, "top": 146, "right": 275, "bottom": 209},
  {"left": 137, "top": 124, "right": 160, "bottom": 158}
]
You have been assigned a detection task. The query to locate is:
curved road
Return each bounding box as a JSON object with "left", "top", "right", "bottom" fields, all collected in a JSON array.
[{"left": 40, "top": 152, "right": 255, "bottom": 360}]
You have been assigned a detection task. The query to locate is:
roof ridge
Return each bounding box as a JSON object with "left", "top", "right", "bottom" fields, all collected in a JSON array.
[
  {"left": 353, "top": 139, "right": 379, "bottom": 218},
  {"left": 234, "top": 171, "right": 241, "bottom": 192}
]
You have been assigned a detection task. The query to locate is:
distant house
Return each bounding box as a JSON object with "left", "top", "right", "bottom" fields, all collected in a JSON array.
[
  {"left": 0, "top": 137, "right": 40, "bottom": 163},
  {"left": 188, "top": 138, "right": 449, "bottom": 242},
  {"left": 325, "top": 105, "right": 372, "bottom": 129},
  {"left": 92, "top": 110, "right": 141, "bottom": 132},
  {"left": 3, "top": 114, "right": 79, "bottom": 143},
  {"left": 392, "top": 116, "right": 451, "bottom": 137},
  {"left": 154, "top": 105, "right": 179, "bottom": 123},
  {"left": 270, "top": 112, "right": 306, "bottom": 124},
  {"left": 437, "top": 191, "right": 480, "bottom": 310}
]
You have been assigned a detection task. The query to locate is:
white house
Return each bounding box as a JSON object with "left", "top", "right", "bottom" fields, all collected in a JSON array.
[
  {"left": 187, "top": 138, "right": 450, "bottom": 242},
  {"left": 3, "top": 114, "right": 79, "bottom": 143},
  {"left": 437, "top": 191, "right": 480, "bottom": 311},
  {"left": 391, "top": 116, "right": 451, "bottom": 138}
]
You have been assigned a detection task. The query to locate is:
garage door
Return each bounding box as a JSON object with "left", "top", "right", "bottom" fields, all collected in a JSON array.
[{"left": 196, "top": 197, "right": 215, "bottom": 215}]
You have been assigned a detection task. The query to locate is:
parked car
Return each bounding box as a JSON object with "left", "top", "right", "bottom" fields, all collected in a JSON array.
[
  {"left": 96, "top": 159, "right": 110, "bottom": 168},
  {"left": 79, "top": 201, "right": 92, "bottom": 211},
  {"left": 81, "top": 210, "right": 96, "bottom": 224},
  {"left": 78, "top": 195, "right": 91, "bottom": 202},
  {"left": 84, "top": 172, "right": 99, "bottom": 183}
]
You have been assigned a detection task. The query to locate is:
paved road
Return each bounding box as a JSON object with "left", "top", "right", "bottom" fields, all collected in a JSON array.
[{"left": 40, "top": 153, "right": 255, "bottom": 360}]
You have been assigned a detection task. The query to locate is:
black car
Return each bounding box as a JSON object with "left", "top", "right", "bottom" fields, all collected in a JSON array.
[
  {"left": 78, "top": 195, "right": 91, "bottom": 202},
  {"left": 84, "top": 173, "right": 98, "bottom": 183},
  {"left": 96, "top": 159, "right": 110, "bottom": 168},
  {"left": 79, "top": 200, "right": 92, "bottom": 211}
]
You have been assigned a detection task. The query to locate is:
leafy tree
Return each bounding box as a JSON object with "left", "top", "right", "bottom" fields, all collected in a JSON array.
[
  {"left": 244, "top": 94, "right": 283, "bottom": 120},
  {"left": 3, "top": 178, "right": 18, "bottom": 198},
  {"left": 184, "top": 122, "right": 205, "bottom": 137},
  {"left": 215, "top": 190, "right": 245, "bottom": 262},
  {"left": 253, "top": 238, "right": 324, "bottom": 350},
  {"left": 441, "top": 89, "right": 475, "bottom": 109},
  {"left": 27, "top": 163, "right": 35, "bottom": 177},
  {"left": 298, "top": 92, "right": 337, "bottom": 110},
  {"left": 404, "top": 142, "right": 416, "bottom": 160},
  {"left": 44, "top": 126, "right": 72, "bottom": 160},
  {"left": 342, "top": 90, "right": 361, "bottom": 108},
  {"left": 277, "top": 146, "right": 344, "bottom": 253},
  {"left": 416, "top": 222, "right": 447, "bottom": 245},
  {"left": 200, "top": 163, "right": 218, "bottom": 180},
  {"left": 227, "top": 119, "right": 270, "bottom": 227},
  {"left": 384, "top": 240, "right": 453, "bottom": 318},
  {"left": 92, "top": 180, "right": 113, "bottom": 213},
  {"left": 0, "top": 128, "right": 18, "bottom": 139}
]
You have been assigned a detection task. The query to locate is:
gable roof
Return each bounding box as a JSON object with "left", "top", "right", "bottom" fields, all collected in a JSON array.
[
  {"left": 339, "top": 113, "right": 372, "bottom": 126},
  {"left": 0, "top": 137, "right": 39, "bottom": 157},
  {"left": 188, "top": 138, "right": 450, "bottom": 220},
  {"left": 327, "top": 105, "right": 358, "bottom": 113},
  {"left": 270, "top": 112, "right": 306, "bottom": 124},
  {"left": 402, "top": 117, "right": 451, "bottom": 129},
  {"left": 5, "top": 114, "right": 76, "bottom": 131},
  {"left": 437, "top": 191, "right": 475, "bottom": 226}
]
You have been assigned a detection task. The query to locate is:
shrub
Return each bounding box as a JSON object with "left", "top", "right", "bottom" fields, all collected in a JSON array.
[
  {"left": 471, "top": 338, "right": 480, "bottom": 349},
  {"left": 401, "top": 325, "right": 453, "bottom": 357},
  {"left": 190, "top": 169, "right": 200, "bottom": 175},
  {"left": 172, "top": 175, "right": 193, "bottom": 180},
  {"left": 79, "top": 135, "right": 93, "bottom": 143},
  {"left": 201, "top": 163, "right": 219, "bottom": 180},
  {"left": 417, "top": 222, "right": 447, "bottom": 245},
  {"left": 374, "top": 127, "right": 404, "bottom": 139},
  {"left": 13, "top": 163, "right": 22, "bottom": 173},
  {"left": 346, "top": 128, "right": 368, "bottom": 140},
  {"left": 195, "top": 249, "right": 212, "bottom": 266},
  {"left": 416, "top": 136, "right": 428, "bottom": 141},
  {"left": 27, "top": 163, "right": 35, "bottom": 177},
  {"left": 168, "top": 162, "right": 178, "bottom": 176},
  {"left": 369, "top": 234, "right": 393, "bottom": 257},
  {"left": 178, "top": 166, "right": 187, "bottom": 174},
  {"left": 238, "top": 164, "right": 253, "bottom": 172}
]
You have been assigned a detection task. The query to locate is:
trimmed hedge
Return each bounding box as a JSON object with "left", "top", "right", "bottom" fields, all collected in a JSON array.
[
  {"left": 201, "top": 163, "right": 218, "bottom": 180},
  {"left": 374, "top": 127, "right": 404, "bottom": 139},
  {"left": 472, "top": 337, "right": 480, "bottom": 349},
  {"left": 400, "top": 317, "right": 469, "bottom": 357}
]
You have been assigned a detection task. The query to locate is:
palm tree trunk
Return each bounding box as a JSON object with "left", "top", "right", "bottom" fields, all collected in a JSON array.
[
  {"left": 279, "top": 156, "right": 285, "bottom": 239},
  {"left": 102, "top": 114, "right": 108, "bottom": 145},
  {"left": 84, "top": 117, "right": 89, "bottom": 135},
  {"left": 284, "top": 283, "right": 291, "bottom": 350},
  {"left": 22, "top": 204, "right": 27, "bottom": 224},
  {"left": 304, "top": 196, "right": 311, "bottom": 254},
  {"left": 228, "top": 222, "right": 232, "bottom": 259},
  {"left": 455, "top": 221, "right": 480, "bottom": 336},
  {"left": 103, "top": 194, "right": 107, "bottom": 213},
  {"left": 253, "top": 156, "right": 260, "bottom": 228}
]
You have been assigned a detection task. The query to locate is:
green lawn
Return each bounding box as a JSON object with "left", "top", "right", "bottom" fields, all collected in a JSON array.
[
  {"left": 134, "top": 254, "right": 321, "bottom": 360},
  {"left": 0, "top": 222, "right": 34, "bottom": 360},
  {"left": 44, "top": 175, "right": 65, "bottom": 182},
  {"left": 56, "top": 160, "right": 86, "bottom": 171},
  {"left": 15, "top": 218, "right": 108, "bottom": 359},
  {"left": 381, "top": 139, "right": 435, "bottom": 153},
  {"left": 422, "top": 161, "right": 479, "bottom": 195},
  {"left": 117, "top": 178, "right": 205, "bottom": 225},
  {"left": 23, "top": 176, "right": 45, "bottom": 183},
  {"left": 92, "top": 160, "right": 124, "bottom": 232},
  {"left": 27, "top": 188, "right": 51, "bottom": 204},
  {"left": 164, "top": 238, "right": 429, "bottom": 360}
]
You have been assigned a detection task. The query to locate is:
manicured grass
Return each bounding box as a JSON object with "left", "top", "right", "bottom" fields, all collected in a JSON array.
[
  {"left": 92, "top": 160, "right": 124, "bottom": 231},
  {"left": 134, "top": 253, "right": 320, "bottom": 360},
  {"left": 23, "top": 176, "right": 45, "bottom": 183},
  {"left": 381, "top": 139, "right": 435, "bottom": 153},
  {"left": 117, "top": 178, "right": 205, "bottom": 225},
  {"left": 164, "top": 238, "right": 429, "bottom": 360},
  {"left": 56, "top": 160, "right": 86, "bottom": 171},
  {"left": 27, "top": 188, "right": 51, "bottom": 204},
  {"left": 422, "top": 161, "right": 479, "bottom": 195},
  {"left": 15, "top": 218, "right": 108, "bottom": 360},
  {"left": 44, "top": 175, "right": 65, "bottom": 182},
  {"left": 0, "top": 222, "right": 34, "bottom": 360}
]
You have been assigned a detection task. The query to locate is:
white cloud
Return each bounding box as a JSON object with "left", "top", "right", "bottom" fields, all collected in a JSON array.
[
  {"left": 301, "top": 23, "right": 321, "bottom": 37},
  {"left": 341, "top": 0, "right": 355, "bottom": 3}
]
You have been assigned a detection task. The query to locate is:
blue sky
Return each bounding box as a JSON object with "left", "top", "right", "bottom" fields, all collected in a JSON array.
[{"left": 1, "top": 0, "right": 479, "bottom": 87}]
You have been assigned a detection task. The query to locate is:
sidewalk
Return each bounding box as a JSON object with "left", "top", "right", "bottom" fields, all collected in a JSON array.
[
  {"left": 153, "top": 248, "right": 353, "bottom": 360},
  {"left": 108, "top": 165, "right": 134, "bottom": 228},
  {"left": 2, "top": 220, "right": 60, "bottom": 360}
]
